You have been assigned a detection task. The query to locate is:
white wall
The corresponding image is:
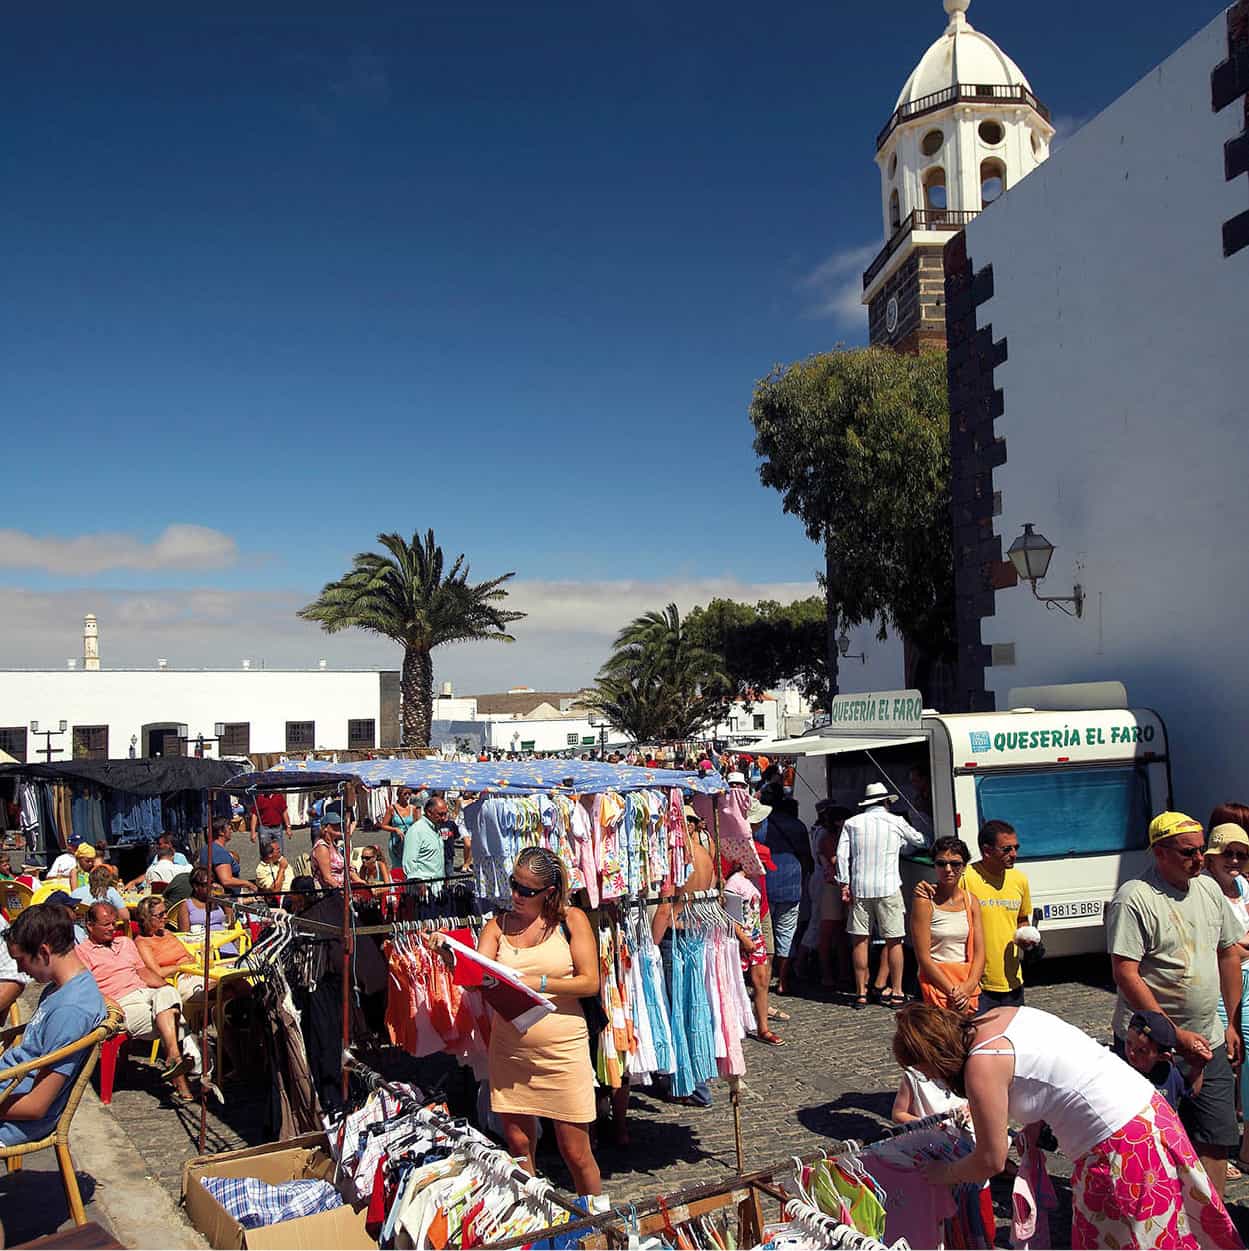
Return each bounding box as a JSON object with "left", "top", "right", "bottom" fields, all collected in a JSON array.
[
  {"left": 0, "top": 669, "right": 393, "bottom": 760},
  {"left": 962, "top": 9, "right": 1248, "bottom": 812},
  {"left": 482, "top": 715, "right": 601, "bottom": 755},
  {"left": 431, "top": 695, "right": 479, "bottom": 720}
]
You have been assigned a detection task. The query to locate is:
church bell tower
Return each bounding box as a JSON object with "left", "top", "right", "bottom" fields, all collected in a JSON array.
[{"left": 863, "top": 0, "right": 1053, "bottom": 351}]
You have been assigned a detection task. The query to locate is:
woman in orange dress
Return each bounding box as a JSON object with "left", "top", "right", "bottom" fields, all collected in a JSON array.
[{"left": 447, "top": 846, "right": 602, "bottom": 1196}]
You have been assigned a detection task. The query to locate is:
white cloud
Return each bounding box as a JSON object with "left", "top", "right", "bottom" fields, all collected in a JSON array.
[
  {"left": 796, "top": 242, "right": 878, "bottom": 329},
  {"left": 0, "top": 525, "right": 237, "bottom": 575},
  {"left": 0, "top": 577, "right": 820, "bottom": 690}
]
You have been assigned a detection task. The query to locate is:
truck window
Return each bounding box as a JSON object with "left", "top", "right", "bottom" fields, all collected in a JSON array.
[{"left": 974, "top": 765, "right": 1151, "bottom": 858}]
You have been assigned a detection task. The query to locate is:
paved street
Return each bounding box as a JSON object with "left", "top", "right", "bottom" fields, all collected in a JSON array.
[{"left": 91, "top": 929, "right": 1249, "bottom": 1246}]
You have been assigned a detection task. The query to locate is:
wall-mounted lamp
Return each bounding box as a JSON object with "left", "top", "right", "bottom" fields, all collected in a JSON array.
[
  {"left": 837, "top": 631, "right": 867, "bottom": 664},
  {"left": 1007, "top": 523, "right": 1084, "bottom": 618}
]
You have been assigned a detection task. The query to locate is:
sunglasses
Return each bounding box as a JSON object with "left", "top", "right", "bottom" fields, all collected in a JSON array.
[
  {"left": 1166, "top": 844, "right": 1205, "bottom": 860},
  {"left": 933, "top": 859, "right": 965, "bottom": 869},
  {"left": 509, "top": 875, "right": 551, "bottom": 898}
]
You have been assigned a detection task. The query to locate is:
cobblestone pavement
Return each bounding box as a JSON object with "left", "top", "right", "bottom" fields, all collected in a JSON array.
[{"left": 98, "top": 944, "right": 1249, "bottom": 1246}]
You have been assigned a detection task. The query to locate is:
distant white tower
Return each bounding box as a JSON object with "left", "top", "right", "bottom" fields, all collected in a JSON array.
[
  {"left": 862, "top": 0, "right": 1054, "bottom": 350},
  {"left": 83, "top": 613, "right": 100, "bottom": 671}
]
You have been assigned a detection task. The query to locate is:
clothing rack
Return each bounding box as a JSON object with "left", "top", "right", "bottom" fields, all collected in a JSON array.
[{"left": 341, "top": 1049, "right": 620, "bottom": 1239}]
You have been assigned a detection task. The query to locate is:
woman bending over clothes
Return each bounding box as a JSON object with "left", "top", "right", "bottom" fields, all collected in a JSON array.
[{"left": 892, "top": 1002, "right": 1243, "bottom": 1249}]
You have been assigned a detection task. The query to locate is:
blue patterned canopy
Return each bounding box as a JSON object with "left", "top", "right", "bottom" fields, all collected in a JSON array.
[{"left": 226, "top": 756, "right": 726, "bottom": 795}]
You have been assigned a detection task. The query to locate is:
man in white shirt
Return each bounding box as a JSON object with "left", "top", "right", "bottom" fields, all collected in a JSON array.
[
  {"left": 835, "top": 781, "right": 927, "bottom": 1008},
  {"left": 0, "top": 917, "right": 31, "bottom": 1019}
]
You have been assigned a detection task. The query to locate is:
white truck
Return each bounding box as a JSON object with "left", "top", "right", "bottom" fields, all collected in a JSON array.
[{"left": 772, "top": 686, "right": 1171, "bottom": 958}]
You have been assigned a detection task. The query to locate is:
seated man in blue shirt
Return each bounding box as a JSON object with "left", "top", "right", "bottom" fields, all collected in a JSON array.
[{"left": 0, "top": 904, "right": 106, "bottom": 1146}]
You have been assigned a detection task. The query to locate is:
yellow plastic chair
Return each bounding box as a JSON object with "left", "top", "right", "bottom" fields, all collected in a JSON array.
[
  {"left": 0, "top": 1000, "right": 125, "bottom": 1225},
  {"left": 0, "top": 879, "right": 32, "bottom": 922}
]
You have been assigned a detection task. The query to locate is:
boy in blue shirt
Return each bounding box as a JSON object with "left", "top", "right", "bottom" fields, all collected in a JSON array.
[
  {"left": 0, "top": 904, "right": 106, "bottom": 1146},
  {"left": 1123, "top": 1009, "right": 1204, "bottom": 1111}
]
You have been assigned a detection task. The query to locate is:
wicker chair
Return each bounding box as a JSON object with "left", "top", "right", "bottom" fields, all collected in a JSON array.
[{"left": 0, "top": 999, "right": 125, "bottom": 1225}]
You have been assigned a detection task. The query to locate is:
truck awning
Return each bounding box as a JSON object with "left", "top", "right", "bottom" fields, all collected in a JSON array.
[{"left": 747, "top": 734, "right": 925, "bottom": 757}]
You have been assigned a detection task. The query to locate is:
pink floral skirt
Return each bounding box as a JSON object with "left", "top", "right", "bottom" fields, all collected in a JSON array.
[{"left": 1071, "top": 1092, "right": 1243, "bottom": 1249}]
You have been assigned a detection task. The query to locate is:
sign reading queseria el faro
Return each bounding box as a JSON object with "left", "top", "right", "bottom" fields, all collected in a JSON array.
[{"left": 819, "top": 690, "right": 924, "bottom": 735}]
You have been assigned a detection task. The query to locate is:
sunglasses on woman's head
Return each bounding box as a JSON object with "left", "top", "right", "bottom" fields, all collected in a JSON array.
[{"left": 509, "top": 875, "right": 550, "bottom": 898}]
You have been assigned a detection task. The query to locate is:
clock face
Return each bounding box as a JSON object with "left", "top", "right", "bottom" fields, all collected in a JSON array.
[{"left": 885, "top": 296, "right": 899, "bottom": 334}]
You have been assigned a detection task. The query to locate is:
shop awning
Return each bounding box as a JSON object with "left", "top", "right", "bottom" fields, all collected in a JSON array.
[{"left": 747, "top": 734, "right": 925, "bottom": 757}]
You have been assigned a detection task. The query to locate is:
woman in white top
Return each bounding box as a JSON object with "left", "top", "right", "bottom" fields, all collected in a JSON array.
[
  {"left": 910, "top": 836, "right": 985, "bottom": 1015},
  {"left": 1205, "top": 817, "right": 1249, "bottom": 1175},
  {"left": 892, "top": 1003, "right": 1241, "bottom": 1249}
]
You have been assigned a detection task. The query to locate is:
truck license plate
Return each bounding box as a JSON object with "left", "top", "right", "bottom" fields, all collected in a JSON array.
[{"left": 1042, "top": 900, "right": 1104, "bottom": 920}]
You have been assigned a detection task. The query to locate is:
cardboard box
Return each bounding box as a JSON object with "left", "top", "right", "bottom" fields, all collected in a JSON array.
[{"left": 181, "top": 1133, "right": 376, "bottom": 1250}]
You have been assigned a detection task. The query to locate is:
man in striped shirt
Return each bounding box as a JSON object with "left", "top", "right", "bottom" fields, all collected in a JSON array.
[{"left": 835, "top": 781, "right": 928, "bottom": 1008}]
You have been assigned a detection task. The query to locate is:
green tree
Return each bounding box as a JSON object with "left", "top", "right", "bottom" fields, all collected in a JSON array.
[
  {"left": 749, "top": 346, "right": 952, "bottom": 701},
  {"left": 586, "top": 603, "right": 731, "bottom": 743},
  {"left": 299, "top": 529, "right": 525, "bottom": 747},
  {"left": 685, "top": 596, "right": 829, "bottom": 708}
]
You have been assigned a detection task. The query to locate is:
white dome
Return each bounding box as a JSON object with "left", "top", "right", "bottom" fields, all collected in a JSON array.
[{"left": 895, "top": 0, "right": 1032, "bottom": 111}]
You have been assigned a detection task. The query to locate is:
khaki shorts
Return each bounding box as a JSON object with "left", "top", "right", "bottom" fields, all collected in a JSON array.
[
  {"left": 118, "top": 985, "right": 181, "bottom": 1038},
  {"left": 761, "top": 911, "right": 775, "bottom": 957},
  {"left": 847, "top": 892, "right": 905, "bottom": 939},
  {"left": 821, "top": 881, "right": 844, "bottom": 922}
]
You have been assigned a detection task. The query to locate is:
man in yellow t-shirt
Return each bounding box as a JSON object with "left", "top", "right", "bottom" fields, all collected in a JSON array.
[{"left": 963, "top": 819, "right": 1035, "bottom": 1011}]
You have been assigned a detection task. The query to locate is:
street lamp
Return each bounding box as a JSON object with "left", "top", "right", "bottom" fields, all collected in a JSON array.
[
  {"left": 30, "top": 720, "right": 68, "bottom": 763},
  {"left": 837, "top": 631, "right": 867, "bottom": 665},
  {"left": 176, "top": 724, "right": 225, "bottom": 758},
  {"left": 1007, "top": 523, "right": 1084, "bottom": 618},
  {"left": 588, "top": 717, "right": 610, "bottom": 760}
]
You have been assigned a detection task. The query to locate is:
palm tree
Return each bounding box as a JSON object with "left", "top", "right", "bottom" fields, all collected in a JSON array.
[
  {"left": 586, "top": 603, "right": 731, "bottom": 743},
  {"left": 299, "top": 529, "right": 525, "bottom": 747}
]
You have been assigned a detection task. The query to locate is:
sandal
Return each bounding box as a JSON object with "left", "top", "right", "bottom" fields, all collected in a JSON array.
[
  {"left": 881, "top": 991, "right": 913, "bottom": 1008},
  {"left": 756, "top": 1030, "right": 786, "bottom": 1046},
  {"left": 169, "top": 1089, "right": 196, "bottom": 1104},
  {"left": 1232, "top": 1158, "right": 1249, "bottom": 1179},
  {"left": 161, "top": 1057, "right": 191, "bottom": 1082},
  {"left": 767, "top": 1006, "right": 792, "bottom": 1022},
  {"left": 853, "top": 995, "right": 868, "bottom": 1011}
]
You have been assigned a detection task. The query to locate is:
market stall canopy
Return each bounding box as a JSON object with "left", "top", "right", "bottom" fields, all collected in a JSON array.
[
  {"left": 224, "top": 756, "right": 727, "bottom": 795},
  {"left": 745, "top": 734, "right": 925, "bottom": 757},
  {"left": 0, "top": 757, "right": 248, "bottom": 794}
]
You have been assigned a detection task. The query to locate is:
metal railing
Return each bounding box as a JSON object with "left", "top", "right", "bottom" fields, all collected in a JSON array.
[
  {"left": 861, "top": 208, "right": 980, "bottom": 290},
  {"left": 876, "top": 83, "right": 1050, "bottom": 150}
]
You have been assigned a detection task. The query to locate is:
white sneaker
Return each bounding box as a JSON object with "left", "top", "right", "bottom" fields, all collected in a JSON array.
[{"left": 182, "top": 1034, "right": 202, "bottom": 1078}]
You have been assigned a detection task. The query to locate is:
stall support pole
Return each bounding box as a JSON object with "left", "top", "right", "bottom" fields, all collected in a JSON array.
[
  {"left": 710, "top": 804, "right": 744, "bottom": 1174},
  {"left": 198, "top": 788, "right": 215, "bottom": 1153},
  {"left": 729, "top": 1075, "right": 745, "bottom": 1175},
  {"left": 340, "top": 782, "right": 353, "bottom": 1104}
]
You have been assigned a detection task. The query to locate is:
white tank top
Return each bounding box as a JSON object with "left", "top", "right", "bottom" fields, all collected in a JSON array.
[
  {"left": 968, "top": 1006, "right": 1154, "bottom": 1159},
  {"left": 928, "top": 901, "right": 970, "bottom": 962}
]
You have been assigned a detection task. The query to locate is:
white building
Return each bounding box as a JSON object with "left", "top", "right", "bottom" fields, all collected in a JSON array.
[
  {"left": 0, "top": 619, "right": 399, "bottom": 761},
  {"left": 946, "top": 2, "right": 1249, "bottom": 809}
]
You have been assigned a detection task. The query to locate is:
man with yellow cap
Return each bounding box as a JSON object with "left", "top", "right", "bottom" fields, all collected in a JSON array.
[
  {"left": 1107, "top": 812, "right": 1245, "bottom": 1197},
  {"left": 68, "top": 843, "right": 98, "bottom": 893}
]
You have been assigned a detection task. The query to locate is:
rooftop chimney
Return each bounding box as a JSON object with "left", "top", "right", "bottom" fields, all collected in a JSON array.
[
  {"left": 242, "top": 659, "right": 251, "bottom": 670},
  {"left": 318, "top": 659, "right": 327, "bottom": 670},
  {"left": 67, "top": 658, "right": 77, "bottom": 670},
  {"left": 441, "top": 681, "right": 453, "bottom": 697},
  {"left": 83, "top": 613, "right": 100, "bottom": 671},
  {"left": 157, "top": 658, "right": 168, "bottom": 671}
]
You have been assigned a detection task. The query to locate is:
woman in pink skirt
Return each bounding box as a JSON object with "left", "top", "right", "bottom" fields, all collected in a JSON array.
[{"left": 893, "top": 1002, "right": 1242, "bottom": 1249}]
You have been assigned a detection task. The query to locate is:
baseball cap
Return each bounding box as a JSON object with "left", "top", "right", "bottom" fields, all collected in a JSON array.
[
  {"left": 1128, "top": 1009, "right": 1178, "bottom": 1052},
  {"left": 44, "top": 890, "right": 76, "bottom": 910},
  {"left": 75, "top": 842, "right": 96, "bottom": 857},
  {"left": 1208, "top": 823, "right": 1249, "bottom": 854},
  {"left": 1147, "top": 812, "right": 1203, "bottom": 846}
]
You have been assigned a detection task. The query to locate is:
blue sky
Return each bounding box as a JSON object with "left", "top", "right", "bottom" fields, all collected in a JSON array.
[{"left": 0, "top": 0, "right": 1224, "bottom": 683}]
